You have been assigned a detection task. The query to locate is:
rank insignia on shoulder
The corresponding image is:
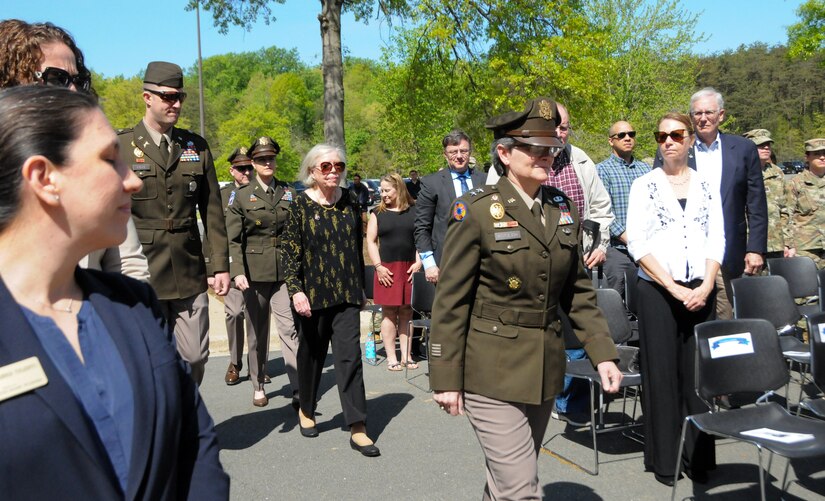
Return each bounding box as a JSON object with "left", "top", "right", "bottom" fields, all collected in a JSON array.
[
  {"left": 490, "top": 202, "right": 505, "bottom": 220},
  {"left": 493, "top": 221, "right": 519, "bottom": 229},
  {"left": 507, "top": 198, "right": 516, "bottom": 204},
  {"left": 249, "top": 194, "right": 258, "bottom": 202},
  {"left": 507, "top": 276, "right": 522, "bottom": 290},
  {"left": 452, "top": 200, "right": 467, "bottom": 221},
  {"left": 281, "top": 191, "right": 293, "bottom": 202},
  {"left": 228, "top": 191, "right": 236, "bottom": 206},
  {"left": 558, "top": 202, "right": 575, "bottom": 225}
]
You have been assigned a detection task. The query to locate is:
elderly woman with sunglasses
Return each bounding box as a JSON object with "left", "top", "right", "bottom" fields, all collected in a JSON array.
[
  {"left": 0, "top": 19, "right": 148, "bottom": 282},
  {"left": 281, "top": 144, "right": 380, "bottom": 457},
  {"left": 625, "top": 112, "right": 725, "bottom": 487},
  {"left": 0, "top": 85, "right": 228, "bottom": 500}
]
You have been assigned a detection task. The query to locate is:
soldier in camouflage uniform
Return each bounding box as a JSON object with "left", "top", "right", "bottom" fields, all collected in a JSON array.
[
  {"left": 743, "top": 129, "right": 787, "bottom": 259},
  {"left": 783, "top": 138, "right": 825, "bottom": 268}
]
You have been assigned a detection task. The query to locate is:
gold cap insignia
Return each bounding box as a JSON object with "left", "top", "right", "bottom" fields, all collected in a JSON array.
[
  {"left": 259, "top": 136, "right": 271, "bottom": 145},
  {"left": 490, "top": 202, "right": 505, "bottom": 220},
  {"left": 239, "top": 146, "right": 248, "bottom": 154},
  {"left": 538, "top": 99, "right": 554, "bottom": 121},
  {"left": 507, "top": 276, "right": 522, "bottom": 290}
]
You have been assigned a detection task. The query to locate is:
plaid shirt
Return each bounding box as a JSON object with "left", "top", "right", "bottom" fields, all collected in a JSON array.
[
  {"left": 595, "top": 154, "right": 650, "bottom": 246},
  {"left": 544, "top": 148, "right": 585, "bottom": 217}
]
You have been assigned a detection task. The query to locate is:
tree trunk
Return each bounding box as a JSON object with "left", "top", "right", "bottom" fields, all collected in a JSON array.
[{"left": 319, "top": 0, "right": 345, "bottom": 147}]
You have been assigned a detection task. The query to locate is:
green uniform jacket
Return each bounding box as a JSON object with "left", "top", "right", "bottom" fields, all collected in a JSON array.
[
  {"left": 783, "top": 168, "right": 825, "bottom": 257},
  {"left": 762, "top": 162, "right": 787, "bottom": 254},
  {"left": 226, "top": 179, "right": 296, "bottom": 282},
  {"left": 118, "top": 121, "right": 229, "bottom": 300},
  {"left": 428, "top": 177, "right": 618, "bottom": 405},
  {"left": 204, "top": 183, "right": 243, "bottom": 276}
]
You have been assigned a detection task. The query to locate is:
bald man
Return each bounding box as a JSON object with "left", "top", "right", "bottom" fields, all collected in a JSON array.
[{"left": 596, "top": 121, "right": 651, "bottom": 296}]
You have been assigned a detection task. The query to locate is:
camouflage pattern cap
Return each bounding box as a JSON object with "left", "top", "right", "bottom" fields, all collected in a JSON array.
[
  {"left": 743, "top": 128, "right": 773, "bottom": 146},
  {"left": 485, "top": 97, "right": 563, "bottom": 148},
  {"left": 248, "top": 136, "right": 281, "bottom": 158},
  {"left": 143, "top": 61, "right": 184, "bottom": 88},
  {"left": 805, "top": 138, "right": 825, "bottom": 153}
]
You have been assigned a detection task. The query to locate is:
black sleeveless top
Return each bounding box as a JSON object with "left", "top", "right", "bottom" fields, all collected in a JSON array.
[{"left": 376, "top": 208, "right": 417, "bottom": 262}]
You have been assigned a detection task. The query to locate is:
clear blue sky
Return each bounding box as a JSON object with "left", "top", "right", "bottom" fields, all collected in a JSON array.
[{"left": 4, "top": 0, "right": 806, "bottom": 78}]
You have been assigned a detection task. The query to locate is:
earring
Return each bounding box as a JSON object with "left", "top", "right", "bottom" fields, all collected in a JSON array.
[{"left": 53, "top": 194, "right": 60, "bottom": 201}]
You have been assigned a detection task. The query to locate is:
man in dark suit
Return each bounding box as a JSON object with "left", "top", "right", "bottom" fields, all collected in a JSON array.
[
  {"left": 414, "top": 130, "right": 487, "bottom": 284},
  {"left": 117, "top": 61, "right": 230, "bottom": 384},
  {"left": 656, "top": 88, "right": 768, "bottom": 319}
]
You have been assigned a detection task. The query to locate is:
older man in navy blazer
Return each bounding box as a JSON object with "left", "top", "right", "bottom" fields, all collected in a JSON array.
[
  {"left": 655, "top": 87, "right": 768, "bottom": 319},
  {"left": 414, "top": 130, "right": 487, "bottom": 284}
]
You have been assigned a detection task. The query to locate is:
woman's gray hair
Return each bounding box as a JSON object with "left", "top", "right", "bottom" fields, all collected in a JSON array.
[
  {"left": 298, "top": 143, "right": 347, "bottom": 188},
  {"left": 489, "top": 137, "right": 516, "bottom": 177}
]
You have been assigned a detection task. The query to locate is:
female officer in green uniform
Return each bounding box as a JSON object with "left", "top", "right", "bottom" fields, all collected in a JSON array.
[
  {"left": 429, "top": 97, "right": 622, "bottom": 500},
  {"left": 227, "top": 136, "right": 300, "bottom": 407}
]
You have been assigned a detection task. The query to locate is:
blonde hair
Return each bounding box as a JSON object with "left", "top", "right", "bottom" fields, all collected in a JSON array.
[{"left": 376, "top": 173, "right": 414, "bottom": 212}]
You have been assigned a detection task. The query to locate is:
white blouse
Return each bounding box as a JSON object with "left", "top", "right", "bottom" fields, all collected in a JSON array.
[{"left": 626, "top": 168, "right": 725, "bottom": 283}]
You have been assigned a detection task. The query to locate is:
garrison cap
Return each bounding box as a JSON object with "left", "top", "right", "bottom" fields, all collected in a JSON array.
[
  {"left": 143, "top": 61, "right": 184, "bottom": 88},
  {"left": 227, "top": 146, "right": 253, "bottom": 167},
  {"left": 805, "top": 138, "right": 825, "bottom": 153},
  {"left": 248, "top": 136, "right": 281, "bottom": 158},
  {"left": 485, "top": 97, "right": 563, "bottom": 148},
  {"left": 743, "top": 128, "right": 773, "bottom": 146}
]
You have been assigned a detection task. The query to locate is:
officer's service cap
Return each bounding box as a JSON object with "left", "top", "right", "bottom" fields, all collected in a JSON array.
[
  {"left": 485, "top": 97, "right": 563, "bottom": 148},
  {"left": 248, "top": 136, "right": 281, "bottom": 158},
  {"left": 143, "top": 61, "right": 184, "bottom": 88},
  {"left": 805, "top": 138, "right": 825, "bottom": 153},
  {"left": 743, "top": 129, "right": 773, "bottom": 146},
  {"left": 228, "top": 147, "right": 253, "bottom": 167}
]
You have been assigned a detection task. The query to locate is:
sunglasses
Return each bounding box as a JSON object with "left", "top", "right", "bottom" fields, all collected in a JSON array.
[
  {"left": 35, "top": 67, "right": 91, "bottom": 92},
  {"left": 233, "top": 165, "right": 253, "bottom": 172},
  {"left": 514, "top": 144, "right": 562, "bottom": 158},
  {"left": 318, "top": 161, "right": 346, "bottom": 174},
  {"left": 610, "top": 131, "right": 636, "bottom": 140},
  {"left": 654, "top": 129, "right": 690, "bottom": 144},
  {"left": 144, "top": 88, "right": 187, "bottom": 104}
]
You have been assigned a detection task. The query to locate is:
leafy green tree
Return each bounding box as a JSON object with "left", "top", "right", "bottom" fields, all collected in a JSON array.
[{"left": 788, "top": 0, "right": 825, "bottom": 60}]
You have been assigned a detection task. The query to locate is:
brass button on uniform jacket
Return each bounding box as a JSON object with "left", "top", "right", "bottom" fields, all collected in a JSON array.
[
  {"left": 118, "top": 121, "right": 229, "bottom": 300},
  {"left": 226, "top": 179, "right": 296, "bottom": 282},
  {"left": 428, "top": 178, "right": 617, "bottom": 405}
]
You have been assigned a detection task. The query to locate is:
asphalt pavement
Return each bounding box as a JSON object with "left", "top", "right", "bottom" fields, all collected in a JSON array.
[{"left": 198, "top": 345, "right": 825, "bottom": 501}]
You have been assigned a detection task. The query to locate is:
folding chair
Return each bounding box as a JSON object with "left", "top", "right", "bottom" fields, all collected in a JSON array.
[
  {"left": 800, "top": 311, "right": 825, "bottom": 419},
  {"left": 818, "top": 269, "right": 825, "bottom": 309},
  {"left": 543, "top": 288, "right": 643, "bottom": 475},
  {"left": 623, "top": 269, "right": 640, "bottom": 343},
  {"left": 406, "top": 271, "right": 435, "bottom": 392},
  {"left": 671, "top": 319, "right": 825, "bottom": 501},
  {"left": 767, "top": 257, "right": 820, "bottom": 318}
]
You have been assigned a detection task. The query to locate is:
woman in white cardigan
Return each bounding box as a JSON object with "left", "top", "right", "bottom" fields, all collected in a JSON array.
[{"left": 626, "top": 112, "right": 725, "bottom": 487}]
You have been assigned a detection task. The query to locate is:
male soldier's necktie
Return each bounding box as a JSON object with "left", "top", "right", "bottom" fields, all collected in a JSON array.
[
  {"left": 159, "top": 136, "right": 169, "bottom": 166},
  {"left": 458, "top": 173, "right": 469, "bottom": 195}
]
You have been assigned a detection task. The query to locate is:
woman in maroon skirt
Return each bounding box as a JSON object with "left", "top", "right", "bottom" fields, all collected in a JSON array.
[{"left": 366, "top": 173, "right": 422, "bottom": 371}]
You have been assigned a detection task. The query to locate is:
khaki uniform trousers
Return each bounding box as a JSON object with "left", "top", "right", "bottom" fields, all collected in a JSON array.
[
  {"left": 463, "top": 392, "right": 554, "bottom": 501},
  {"left": 224, "top": 287, "right": 246, "bottom": 368},
  {"left": 159, "top": 292, "right": 210, "bottom": 385},
  {"left": 243, "top": 281, "right": 299, "bottom": 393}
]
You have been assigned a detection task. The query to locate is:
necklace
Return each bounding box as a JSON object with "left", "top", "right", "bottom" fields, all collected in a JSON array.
[
  {"left": 667, "top": 170, "right": 690, "bottom": 186},
  {"left": 36, "top": 297, "right": 74, "bottom": 313}
]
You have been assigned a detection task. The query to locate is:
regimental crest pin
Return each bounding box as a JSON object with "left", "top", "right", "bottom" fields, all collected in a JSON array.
[
  {"left": 490, "top": 202, "right": 505, "bottom": 220},
  {"left": 507, "top": 276, "right": 522, "bottom": 291}
]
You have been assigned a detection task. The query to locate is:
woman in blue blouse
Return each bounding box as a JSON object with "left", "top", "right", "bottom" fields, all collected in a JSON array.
[
  {"left": 0, "top": 86, "right": 228, "bottom": 500},
  {"left": 282, "top": 144, "right": 380, "bottom": 457},
  {"left": 626, "top": 112, "right": 725, "bottom": 487}
]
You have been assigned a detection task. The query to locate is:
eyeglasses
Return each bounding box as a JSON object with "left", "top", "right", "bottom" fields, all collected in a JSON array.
[
  {"left": 809, "top": 150, "right": 825, "bottom": 158},
  {"left": 756, "top": 143, "right": 772, "bottom": 149},
  {"left": 610, "top": 131, "right": 636, "bottom": 140},
  {"left": 654, "top": 129, "right": 690, "bottom": 144},
  {"left": 144, "top": 88, "right": 187, "bottom": 104},
  {"left": 35, "top": 67, "right": 91, "bottom": 92},
  {"left": 691, "top": 110, "right": 718, "bottom": 118},
  {"left": 445, "top": 148, "right": 470, "bottom": 158},
  {"left": 232, "top": 165, "right": 253, "bottom": 172},
  {"left": 514, "top": 144, "right": 562, "bottom": 158},
  {"left": 556, "top": 124, "right": 570, "bottom": 133},
  {"left": 317, "top": 161, "right": 346, "bottom": 174},
  {"left": 253, "top": 155, "right": 276, "bottom": 164}
]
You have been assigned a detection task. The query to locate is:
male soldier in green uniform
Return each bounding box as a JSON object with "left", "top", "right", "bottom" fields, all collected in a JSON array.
[
  {"left": 227, "top": 136, "right": 300, "bottom": 408},
  {"left": 429, "top": 97, "right": 622, "bottom": 500},
  {"left": 218, "top": 147, "right": 253, "bottom": 385},
  {"left": 118, "top": 61, "right": 230, "bottom": 385},
  {"left": 743, "top": 129, "right": 787, "bottom": 259},
  {"left": 784, "top": 138, "right": 825, "bottom": 268}
]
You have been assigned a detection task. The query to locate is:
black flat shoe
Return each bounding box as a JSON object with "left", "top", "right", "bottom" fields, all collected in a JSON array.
[
  {"left": 299, "top": 425, "right": 319, "bottom": 438},
  {"left": 654, "top": 472, "right": 682, "bottom": 487},
  {"left": 291, "top": 398, "right": 300, "bottom": 413},
  {"left": 350, "top": 438, "right": 380, "bottom": 457},
  {"left": 684, "top": 468, "right": 709, "bottom": 484}
]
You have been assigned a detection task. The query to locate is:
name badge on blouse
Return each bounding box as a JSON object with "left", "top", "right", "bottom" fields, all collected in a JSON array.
[{"left": 0, "top": 356, "right": 48, "bottom": 403}]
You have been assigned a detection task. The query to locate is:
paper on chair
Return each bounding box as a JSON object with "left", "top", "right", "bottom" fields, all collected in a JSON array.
[
  {"left": 741, "top": 428, "right": 815, "bottom": 443},
  {"left": 708, "top": 332, "right": 754, "bottom": 359}
]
